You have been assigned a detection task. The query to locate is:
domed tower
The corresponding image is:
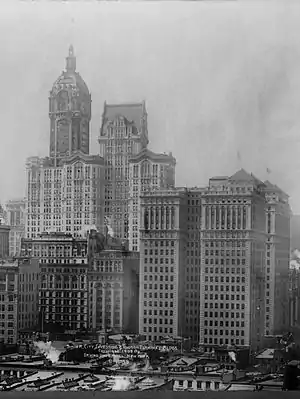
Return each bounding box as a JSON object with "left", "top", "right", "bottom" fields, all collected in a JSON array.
[{"left": 49, "top": 45, "right": 91, "bottom": 163}]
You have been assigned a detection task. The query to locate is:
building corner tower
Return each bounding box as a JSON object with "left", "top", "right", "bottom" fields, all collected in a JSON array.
[
  {"left": 25, "top": 46, "right": 104, "bottom": 238},
  {"left": 49, "top": 45, "right": 92, "bottom": 165}
]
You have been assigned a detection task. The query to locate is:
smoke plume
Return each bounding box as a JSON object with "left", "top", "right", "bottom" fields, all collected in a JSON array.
[
  {"left": 111, "top": 376, "right": 132, "bottom": 391},
  {"left": 228, "top": 351, "right": 237, "bottom": 363},
  {"left": 33, "top": 341, "right": 61, "bottom": 364}
]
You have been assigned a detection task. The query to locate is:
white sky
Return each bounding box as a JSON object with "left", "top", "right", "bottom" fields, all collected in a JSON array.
[{"left": 1, "top": 1, "right": 300, "bottom": 211}]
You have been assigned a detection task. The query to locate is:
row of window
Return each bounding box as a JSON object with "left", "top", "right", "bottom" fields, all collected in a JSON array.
[
  {"left": 143, "top": 327, "right": 173, "bottom": 334},
  {"left": 144, "top": 292, "right": 174, "bottom": 299},
  {"left": 144, "top": 266, "right": 174, "bottom": 273},
  {"left": 205, "top": 250, "right": 246, "bottom": 256},
  {"left": 145, "top": 258, "right": 175, "bottom": 265},
  {"left": 204, "top": 276, "right": 246, "bottom": 283},
  {"left": 205, "top": 294, "right": 245, "bottom": 301},
  {"left": 144, "top": 318, "right": 173, "bottom": 325},
  {"left": 203, "top": 337, "right": 245, "bottom": 345},
  {"left": 204, "top": 258, "right": 246, "bottom": 265},
  {"left": 143, "top": 240, "right": 176, "bottom": 247},
  {"left": 205, "top": 319, "right": 245, "bottom": 327},
  {"left": 204, "top": 311, "right": 245, "bottom": 318},
  {"left": 144, "top": 284, "right": 174, "bottom": 291},
  {"left": 204, "top": 302, "right": 245, "bottom": 310},
  {"left": 205, "top": 266, "right": 245, "bottom": 274},
  {"left": 144, "top": 301, "right": 173, "bottom": 308},
  {"left": 204, "top": 285, "right": 246, "bottom": 292}
]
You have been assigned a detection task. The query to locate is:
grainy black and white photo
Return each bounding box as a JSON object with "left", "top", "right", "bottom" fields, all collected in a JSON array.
[{"left": 0, "top": 0, "right": 300, "bottom": 395}]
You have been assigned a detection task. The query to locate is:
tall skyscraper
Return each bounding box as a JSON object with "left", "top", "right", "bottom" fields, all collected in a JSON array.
[
  {"left": 99, "top": 102, "right": 149, "bottom": 239},
  {"left": 139, "top": 188, "right": 188, "bottom": 342},
  {"left": 138, "top": 186, "right": 203, "bottom": 344},
  {"left": 25, "top": 47, "right": 105, "bottom": 238},
  {"left": 5, "top": 198, "right": 25, "bottom": 257},
  {"left": 199, "top": 169, "right": 278, "bottom": 352},
  {"left": 128, "top": 149, "right": 176, "bottom": 251},
  {"left": 185, "top": 188, "right": 204, "bottom": 344},
  {"left": 264, "top": 180, "right": 291, "bottom": 336}
]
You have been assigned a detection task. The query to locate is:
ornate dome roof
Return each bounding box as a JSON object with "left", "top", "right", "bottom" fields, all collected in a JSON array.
[{"left": 50, "top": 45, "right": 90, "bottom": 97}]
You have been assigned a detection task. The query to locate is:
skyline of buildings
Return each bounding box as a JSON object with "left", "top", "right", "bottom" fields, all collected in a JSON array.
[
  {"left": 139, "top": 172, "right": 291, "bottom": 349},
  {"left": 0, "top": 45, "right": 294, "bottom": 352}
]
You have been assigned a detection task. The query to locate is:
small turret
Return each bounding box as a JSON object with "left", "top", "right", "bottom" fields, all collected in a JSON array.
[{"left": 66, "top": 44, "right": 76, "bottom": 73}]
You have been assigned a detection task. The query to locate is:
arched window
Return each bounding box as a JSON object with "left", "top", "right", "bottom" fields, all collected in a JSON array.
[
  {"left": 171, "top": 207, "right": 175, "bottom": 229},
  {"left": 166, "top": 206, "right": 170, "bottom": 229},
  {"left": 155, "top": 207, "right": 159, "bottom": 229},
  {"left": 227, "top": 207, "right": 231, "bottom": 230},
  {"left": 205, "top": 207, "right": 209, "bottom": 229},
  {"left": 144, "top": 208, "right": 149, "bottom": 231},
  {"left": 160, "top": 206, "right": 164, "bottom": 229},
  {"left": 211, "top": 207, "right": 215, "bottom": 229},
  {"left": 242, "top": 206, "right": 247, "bottom": 229},
  {"left": 237, "top": 206, "right": 241, "bottom": 229},
  {"left": 150, "top": 207, "right": 154, "bottom": 229},
  {"left": 221, "top": 206, "right": 225, "bottom": 229},
  {"left": 232, "top": 207, "right": 236, "bottom": 230},
  {"left": 216, "top": 206, "right": 220, "bottom": 229}
]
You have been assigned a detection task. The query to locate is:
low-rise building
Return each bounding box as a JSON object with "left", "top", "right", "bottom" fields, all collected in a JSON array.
[
  {"left": 18, "top": 258, "right": 40, "bottom": 335},
  {"left": 20, "top": 232, "right": 88, "bottom": 334}
]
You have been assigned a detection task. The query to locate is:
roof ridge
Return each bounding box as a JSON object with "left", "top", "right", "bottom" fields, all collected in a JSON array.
[{"left": 105, "top": 102, "right": 144, "bottom": 107}]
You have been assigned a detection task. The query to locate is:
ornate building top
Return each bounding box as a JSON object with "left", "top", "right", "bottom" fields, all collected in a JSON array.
[
  {"left": 25, "top": 152, "right": 104, "bottom": 169},
  {"left": 50, "top": 45, "right": 90, "bottom": 99},
  {"left": 48, "top": 46, "right": 91, "bottom": 161},
  {"left": 100, "top": 101, "right": 149, "bottom": 147},
  {"left": 129, "top": 148, "right": 176, "bottom": 165}
]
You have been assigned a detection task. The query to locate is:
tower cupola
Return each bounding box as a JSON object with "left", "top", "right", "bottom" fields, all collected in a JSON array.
[{"left": 66, "top": 44, "right": 76, "bottom": 73}]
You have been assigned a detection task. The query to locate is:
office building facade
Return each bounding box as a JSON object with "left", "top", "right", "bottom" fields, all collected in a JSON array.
[
  {"left": 99, "top": 102, "right": 149, "bottom": 239},
  {"left": 0, "top": 224, "right": 10, "bottom": 260},
  {"left": 5, "top": 198, "right": 25, "bottom": 257},
  {"left": 185, "top": 188, "right": 204, "bottom": 344},
  {"left": 25, "top": 47, "right": 105, "bottom": 239},
  {"left": 199, "top": 170, "right": 268, "bottom": 351},
  {"left": 264, "top": 181, "right": 291, "bottom": 336},
  {"left": 128, "top": 148, "right": 176, "bottom": 251},
  {"left": 139, "top": 188, "right": 188, "bottom": 341},
  {"left": 25, "top": 154, "right": 104, "bottom": 238},
  {"left": 0, "top": 261, "right": 19, "bottom": 344},
  {"left": 21, "top": 232, "right": 88, "bottom": 333},
  {"left": 88, "top": 230, "right": 139, "bottom": 334},
  {"left": 18, "top": 258, "right": 40, "bottom": 333}
]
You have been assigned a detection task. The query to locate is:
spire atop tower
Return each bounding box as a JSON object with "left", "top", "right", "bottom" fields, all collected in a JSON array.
[{"left": 66, "top": 44, "right": 76, "bottom": 73}]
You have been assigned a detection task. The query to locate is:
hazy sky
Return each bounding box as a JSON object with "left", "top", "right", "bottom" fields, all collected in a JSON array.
[{"left": 1, "top": 1, "right": 300, "bottom": 211}]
